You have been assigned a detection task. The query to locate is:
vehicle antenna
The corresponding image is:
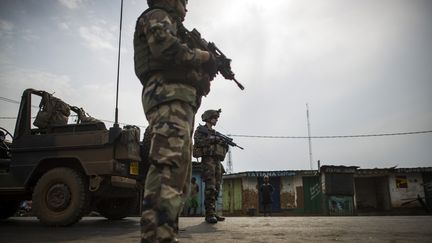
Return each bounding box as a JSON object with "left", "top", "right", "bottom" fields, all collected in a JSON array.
[
  {"left": 109, "top": 0, "right": 124, "bottom": 142},
  {"left": 114, "top": 0, "right": 123, "bottom": 128}
]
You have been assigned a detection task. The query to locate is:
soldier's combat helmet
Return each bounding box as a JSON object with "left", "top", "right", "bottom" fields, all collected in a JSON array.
[
  {"left": 201, "top": 109, "right": 221, "bottom": 122},
  {"left": 147, "top": 0, "right": 188, "bottom": 7}
]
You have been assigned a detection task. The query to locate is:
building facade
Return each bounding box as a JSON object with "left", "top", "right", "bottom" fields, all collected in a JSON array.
[
  {"left": 221, "top": 166, "right": 432, "bottom": 216},
  {"left": 222, "top": 170, "right": 320, "bottom": 215}
]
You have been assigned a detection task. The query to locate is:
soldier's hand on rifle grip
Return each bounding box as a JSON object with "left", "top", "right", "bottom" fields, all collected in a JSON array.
[{"left": 202, "top": 53, "right": 218, "bottom": 80}]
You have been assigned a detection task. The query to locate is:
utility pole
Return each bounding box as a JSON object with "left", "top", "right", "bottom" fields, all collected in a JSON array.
[{"left": 306, "top": 103, "right": 313, "bottom": 170}]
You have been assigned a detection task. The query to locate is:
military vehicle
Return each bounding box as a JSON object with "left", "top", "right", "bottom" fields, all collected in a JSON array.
[{"left": 0, "top": 88, "right": 144, "bottom": 226}]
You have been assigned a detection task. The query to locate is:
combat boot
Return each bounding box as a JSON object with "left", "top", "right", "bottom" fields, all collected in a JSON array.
[
  {"left": 205, "top": 215, "right": 218, "bottom": 224},
  {"left": 215, "top": 214, "right": 225, "bottom": 221}
]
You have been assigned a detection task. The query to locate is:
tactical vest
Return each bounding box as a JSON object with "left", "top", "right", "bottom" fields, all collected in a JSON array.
[
  {"left": 134, "top": 9, "right": 166, "bottom": 84},
  {"left": 134, "top": 8, "right": 190, "bottom": 86},
  {"left": 193, "top": 126, "right": 228, "bottom": 161},
  {"left": 193, "top": 143, "right": 227, "bottom": 161}
]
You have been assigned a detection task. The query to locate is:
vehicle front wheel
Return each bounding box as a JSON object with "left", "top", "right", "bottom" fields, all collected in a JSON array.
[{"left": 32, "top": 168, "right": 89, "bottom": 226}]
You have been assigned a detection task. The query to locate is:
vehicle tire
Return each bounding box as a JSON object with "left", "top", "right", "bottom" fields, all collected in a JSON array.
[
  {"left": 0, "top": 201, "right": 20, "bottom": 220},
  {"left": 32, "top": 168, "right": 90, "bottom": 226},
  {"left": 96, "top": 196, "right": 138, "bottom": 220}
]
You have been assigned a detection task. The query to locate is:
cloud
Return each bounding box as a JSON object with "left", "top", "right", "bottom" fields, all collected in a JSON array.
[
  {"left": 2, "top": 0, "right": 431, "bottom": 172},
  {"left": 0, "top": 65, "right": 75, "bottom": 132},
  {"left": 0, "top": 19, "right": 15, "bottom": 38},
  {"left": 79, "top": 24, "right": 116, "bottom": 51},
  {"left": 0, "top": 65, "right": 74, "bottom": 99},
  {"left": 1, "top": 19, "right": 40, "bottom": 42},
  {"left": 58, "top": 22, "right": 70, "bottom": 30},
  {"left": 21, "top": 29, "right": 40, "bottom": 41},
  {"left": 0, "top": 19, "right": 14, "bottom": 31},
  {"left": 58, "top": 0, "right": 85, "bottom": 10}
]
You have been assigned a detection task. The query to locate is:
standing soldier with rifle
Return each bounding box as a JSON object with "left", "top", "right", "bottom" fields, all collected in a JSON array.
[
  {"left": 134, "top": 0, "right": 216, "bottom": 242},
  {"left": 193, "top": 109, "right": 243, "bottom": 224},
  {"left": 134, "top": 0, "right": 243, "bottom": 241}
]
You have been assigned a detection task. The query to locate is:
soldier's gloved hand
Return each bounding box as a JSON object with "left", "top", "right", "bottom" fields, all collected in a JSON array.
[{"left": 202, "top": 53, "right": 218, "bottom": 80}]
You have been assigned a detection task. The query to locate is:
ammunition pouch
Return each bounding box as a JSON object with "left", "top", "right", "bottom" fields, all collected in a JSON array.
[
  {"left": 211, "top": 143, "right": 228, "bottom": 161},
  {"left": 193, "top": 143, "right": 227, "bottom": 161},
  {"left": 192, "top": 145, "right": 203, "bottom": 158},
  {"left": 143, "top": 68, "right": 210, "bottom": 96}
]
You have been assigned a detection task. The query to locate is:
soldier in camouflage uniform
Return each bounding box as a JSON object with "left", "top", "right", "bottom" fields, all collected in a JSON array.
[
  {"left": 134, "top": 0, "right": 218, "bottom": 242},
  {"left": 193, "top": 109, "right": 227, "bottom": 224}
]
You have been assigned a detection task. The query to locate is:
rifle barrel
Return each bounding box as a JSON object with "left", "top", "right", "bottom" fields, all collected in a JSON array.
[{"left": 234, "top": 78, "right": 245, "bottom": 90}]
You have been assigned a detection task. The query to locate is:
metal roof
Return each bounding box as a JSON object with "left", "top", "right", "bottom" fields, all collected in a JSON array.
[
  {"left": 223, "top": 170, "right": 318, "bottom": 179},
  {"left": 222, "top": 166, "right": 432, "bottom": 178}
]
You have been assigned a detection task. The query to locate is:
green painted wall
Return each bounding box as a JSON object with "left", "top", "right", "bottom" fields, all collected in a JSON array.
[
  {"left": 223, "top": 178, "right": 242, "bottom": 213},
  {"left": 303, "top": 176, "right": 322, "bottom": 214}
]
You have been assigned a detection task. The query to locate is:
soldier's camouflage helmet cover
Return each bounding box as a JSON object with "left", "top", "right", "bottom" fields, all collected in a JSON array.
[{"left": 201, "top": 109, "right": 221, "bottom": 122}]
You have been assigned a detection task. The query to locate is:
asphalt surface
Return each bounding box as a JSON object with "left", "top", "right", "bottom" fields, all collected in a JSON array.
[{"left": 1, "top": 216, "right": 432, "bottom": 242}]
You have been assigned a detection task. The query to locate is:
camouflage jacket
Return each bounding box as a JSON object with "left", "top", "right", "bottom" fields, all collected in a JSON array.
[
  {"left": 134, "top": 7, "right": 211, "bottom": 113},
  {"left": 193, "top": 124, "right": 228, "bottom": 161}
]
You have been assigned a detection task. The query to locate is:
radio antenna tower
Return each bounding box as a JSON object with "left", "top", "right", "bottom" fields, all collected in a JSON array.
[
  {"left": 226, "top": 148, "right": 233, "bottom": 174},
  {"left": 306, "top": 103, "right": 313, "bottom": 170}
]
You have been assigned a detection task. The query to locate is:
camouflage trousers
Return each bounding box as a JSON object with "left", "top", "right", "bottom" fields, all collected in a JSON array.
[
  {"left": 201, "top": 156, "right": 222, "bottom": 217},
  {"left": 141, "top": 100, "right": 194, "bottom": 242}
]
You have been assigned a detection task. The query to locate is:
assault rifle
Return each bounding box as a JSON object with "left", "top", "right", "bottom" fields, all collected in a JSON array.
[
  {"left": 178, "top": 24, "right": 245, "bottom": 90},
  {"left": 197, "top": 126, "right": 244, "bottom": 150}
]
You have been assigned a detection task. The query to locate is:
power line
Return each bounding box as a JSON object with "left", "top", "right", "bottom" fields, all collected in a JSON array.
[
  {"left": 2, "top": 96, "right": 431, "bottom": 139},
  {"left": 0, "top": 116, "right": 146, "bottom": 129},
  {"left": 0, "top": 96, "right": 39, "bottom": 108},
  {"left": 0, "top": 96, "right": 147, "bottom": 129},
  {"left": 0, "top": 97, "right": 20, "bottom": 105},
  {"left": 228, "top": 130, "right": 432, "bottom": 139}
]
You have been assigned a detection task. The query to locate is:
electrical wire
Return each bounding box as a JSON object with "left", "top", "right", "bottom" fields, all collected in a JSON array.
[
  {"left": 0, "top": 96, "right": 39, "bottom": 108},
  {"left": 2, "top": 96, "right": 431, "bottom": 139},
  {"left": 0, "top": 97, "right": 20, "bottom": 105},
  {"left": 0, "top": 96, "right": 147, "bottom": 129},
  {"left": 228, "top": 130, "right": 432, "bottom": 139}
]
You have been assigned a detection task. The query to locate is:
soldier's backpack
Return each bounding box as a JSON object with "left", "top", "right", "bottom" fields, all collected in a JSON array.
[{"left": 33, "top": 92, "right": 70, "bottom": 129}]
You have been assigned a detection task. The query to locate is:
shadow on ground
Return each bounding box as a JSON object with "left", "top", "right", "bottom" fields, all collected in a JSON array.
[{"left": 0, "top": 217, "right": 139, "bottom": 242}]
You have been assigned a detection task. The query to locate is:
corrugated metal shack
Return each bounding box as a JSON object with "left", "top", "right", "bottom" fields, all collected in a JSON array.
[
  {"left": 354, "top": 167, "right": 432, "bottom": 215},
  {"left": 222, "top": 170, "right": 318, "bottom": 216},
  {"left": 220, "top": 166, "right": 432, "bottom": 216}
]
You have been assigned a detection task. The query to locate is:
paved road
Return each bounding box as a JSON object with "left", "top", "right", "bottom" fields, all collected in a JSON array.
[{"left": 1, "top": 216, "right": 432, "bottom": 242}]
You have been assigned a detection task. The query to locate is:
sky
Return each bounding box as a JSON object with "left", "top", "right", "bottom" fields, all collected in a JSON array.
[{"left": 1, "top": 0, "right": 431, "bottom": 172}]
